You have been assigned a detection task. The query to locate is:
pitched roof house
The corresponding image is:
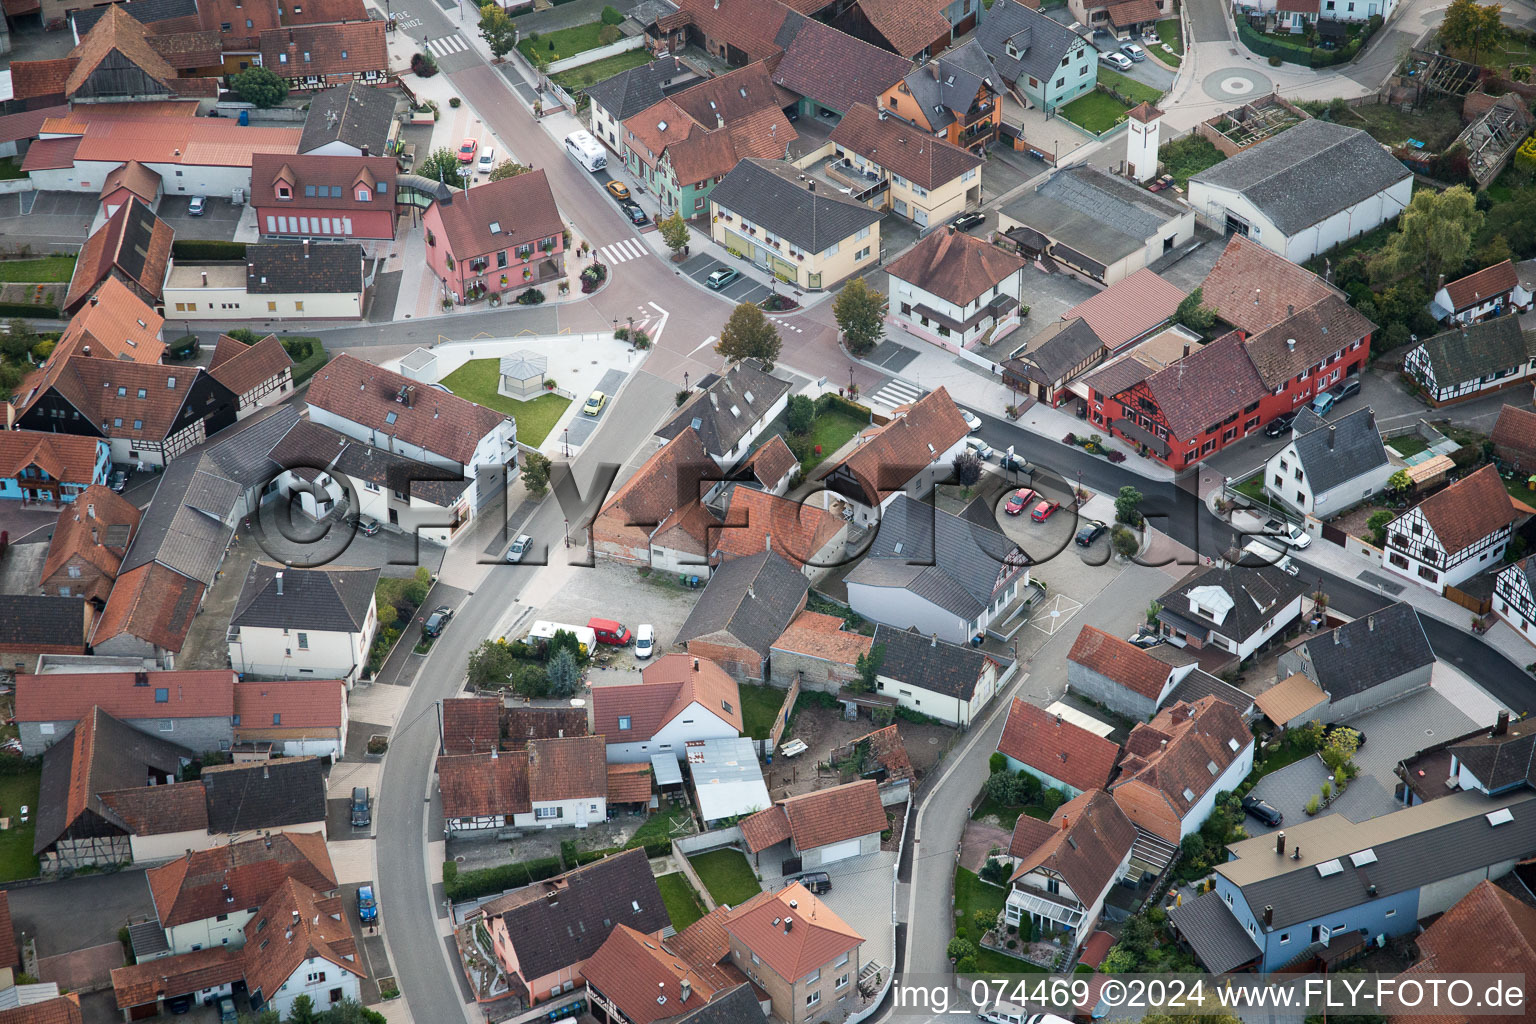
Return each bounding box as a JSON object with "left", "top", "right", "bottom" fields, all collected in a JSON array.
[
  {"left": 865, "top": 622, "right": 1007, "bottom": 727},
  {"left": 504, "top": 707, "right": 589, "bottom": 749},
  {"left": 593, "top": 654, "right": 743, "bottom": 763},
  {"left": 1392, "top": 879, "right": 1536, "bottom": 1023},
  {"left": 655, "top": 360, "right": 791, "bottom": 469},
  {"left": 437, "top": 735, "right": 608, "bottom": 835},
  {"left": 1001, "top": 317, "right": 1107, "bottom": 406},
  {"left": 1198, "top": 234, "right": 1338, "bottom": 335},
  {"left": 975, "top": 0, "right": 1097, "bottom": 113},
  {"left": 441, "top": 696, "right": 503, "bottom": 755},
  {"left": 0, "top": 596, "right": 91, "bottom": 664},
  {"left": 886, "top": 223, "right": 1026, "bottom": 353},
  {"left": 722, "top": 882, "right": 863, "bottom": 1024},
  {"left": 1065, "top": 624, "right": 1192, "bottom": 719},
  {"left": 421, "top": 170, "right": 567, "bottom": 302},
  {"left": 231, "top": 678, "right": 348, "bottom": 759},
  {"left": 675, "top": 550, "right": 809, "bottom": 681},
  {"left": 228, "top": 561, "right": 380, "bottom": 688},
  {"left": 1382, "top": 464, "right": 1522, "bottom": 594},
  {"left": 740, "top": 779, "right": 886, "bottom": 866},
  {"left": 1110, "top": 697, "right": 1254, "bottom": 846},
  {"left": 1061, "top": 267, "right": 1186, "bottom": 352},
  {"left": 821, "top": 386, "right": 970, "bottom": 515},
  {"left": 1492, "top": 404, "right": 1536, "bottom": 472},
  {"left": 827, "top": 104, "right": 984, "bottom": 228},
  {"left": 64, "top": 197, "right": 173, "bottom": 314},
  {"left": 203, "top": 333, "right": 295, "bottom": 416},
  {"left": 590, "top": 428, "right": 718, "bottom": 572},
  {"left": 51, "top": 275, "right": 165, "bottom": 364},
  {"left": 1004, "top": 790, "right": 1135, "bottom": 953},
  {"left": 14, "top": 668, "right": 234, "bottom": 757},
  {"left": 585, "top": 56, "right": 689, "bottom": 152},
  {"left": 298, "top": 82, "right": 398, "bottom": 157},
  {"left": 257, "top": 21, "right": 387, "bottom": 90},
  {"left": 242, "top": 877, "right": 366, "bottom": 1018},
  {"left": 197, "top": 756, "right": 328, "bottom": 836},
  {"left": 712, "top": 487, "right": 847, "bottom": 579},
  {"left": 250, "top": 153, "right": 398, "bottom": 242},
  {"left": 1276, "top": 602, "right": 1436, "bottom": 719},
  {"left": 1154, "top": 561, "right": 1309, "bottom": 665},
  {"left": 39, "top": 485, "right": 140, "bottom": 605},
  {"left": 769, "top": 14, "right": 913, "bottom": 117},
  {"left": 1263, "top": 405, "right": 1393, "bottom": 518},
  {"left": 1404, "top": 316, "right": 1536, "bottom": 408},
  {"left": 1430, "top": 259, "right": 1533, "bottom": 325},
  {"left": 582, "top": 925, "right": 753, "bottom": 1024},
  {"left": 0, "top": 431, "right": 108, "bottom": 506},
  {"left": 768, "top": 609, "right": 875, "bottom": 694},
  {"left": 997, "top": 698, "right": 1121, "bottom": 797}
]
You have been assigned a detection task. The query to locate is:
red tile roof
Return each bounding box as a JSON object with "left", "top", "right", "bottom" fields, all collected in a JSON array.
[
  {"left": 1063, "top": 268, "right": 1186, "bottom": 351},
  {"left": 670, "top": 0, "right": 794, "bottom": 63},
  {"left": 1199, "top": 234, "right": 1337, "bottom": 335},
  {"left": 1141, "top": 331, "right": 1269, "bottom": 442},
  {"left": 249, "top": 152, "right": 399, "bottom": 211},
  {"left": 887, "top": 223, "right": 1024, "bottom": 307},
  {"left": 66, "top": 6, "right": 177, "bottom": 96},
  {"left": 258, "top": 21, "right": 387, "bottom": 81},
  {"left": 1242, "top": 294, "right": 1376, "bottom": 389},
  {"left": 39, "top": 112, "right": 301, "bottom": 167},
  {"left": 10, "top": 60, "right": 75, "bottom": 101},
  {"left": 854, "top": 0, "right": 952, "bottom": 56},
  {"left": 997, "top": 698, "right": 1120, "bottom": 793},
  {"left": 1107, "top": 0, "right": 1160, "bottom": 26},
  {"left": 306, "top": 353, "right": 510, "bottom": 465},
  {"left": 98, "top": 781, "right": 209, "bottom": 836},
  {"left": 607, "top": 763, "right": 654, "bottom": 803},
  {"left": 15, "top": 669, "right": 234, "bottom": 723},
  {"left": 1007, "top": 790, "right": 1135, "bottom": 906},
  {"left": 592, "top": 653, "right": 744, "bottom": 740},
  {"left": 825, "top": 387, "right": 969, "bottom": 505},
  {"left": 713, "top": 488, "right": 843, "bottom": 569},
  {"left": 770, "top": 610, "right": 874, "bottom": 664},
  {"left": 741, "top": 779, "right": 885, "bottom": 853},
  {"left": 0, "top": 431, "right": 103, "bottom": 489},
  {"left": 592, "top": 429, "right": 716, "bottom": 557},
  {"left": 742, "top": 436, "right": 797, "bottom": 489},
  {"left": 436, "top": 751, "right": 530, "bottom": 818},
  {"left": 582, "top": 925, "right": 740, "bottom": 1024},
  {"left": 1395, "top": 879, "right": 1536, "bottom": 1024},
  {"left": 0, "top": 891, "right": 15, "bottom": 969},
  {"left": 772, "top": 17, "right": 914, "bottom": 118},
  {"left": 18, "top": 357, "right": 210, "bottom": 447},
  {"left": 1068, "top": 625, "right": 1174, "bottom": 700},
  {"left": 207, "top": 334, "right": 293, "bottom": 397},
  {"left": 1406, "top": 464, "right": 1522, "bottom": 556},
  {"left": 429, "top": 169, "right": 563, "bottom": 260},
  {"left": 111, "top": 947, "right": 243, "bottom": 1010},
  {"left": 1111, "top": 697, "right": 1251, "bottom": 844},
  {"left": 100, "top": 160, "right": 161, "bottom": 205},
  {"left": 830, "top": 104, "right": 983, "bottom": 191},
  {"left": 442, "top": 696, "right": 503, "bottom": 755},
  {"left": 527, "top": 735, "right": 608, "bottom": 802},
  {"left": 64, "top": 196, "right": 174, "bottom": 313},
  {"left": 242, "top": 878, "right": 365, "bottom": 1002},
  {"left": 1443, "top": 259, "right": 1521, "bottom": 313},
  {"left": 0, "top": 104, "right": 69, "bottom": 147},
  {"left": 233, "top": 678, "right": 346, "bottom": 731},
  {"left": 723, "top": 882, "right": 861, "bottom": 980},
  {"left": 147, "top": 831, "right": 335, "bottom": 928},
  {"left": 54, "top": 275, "right": 166, "bottom": 363},
  {"left": 0, "top": 997, "right": 84, "bottom": 1024},
  {"left": 1492, "top": 404, "right": 1536, "bottom": 456},
  {"left": 90, "top": 564, "right": 204, "bottom": 654}
]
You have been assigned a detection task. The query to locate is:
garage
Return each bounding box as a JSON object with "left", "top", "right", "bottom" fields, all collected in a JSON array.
[{"left": 816, "top": 838, "right": 863, "bottom": 864}]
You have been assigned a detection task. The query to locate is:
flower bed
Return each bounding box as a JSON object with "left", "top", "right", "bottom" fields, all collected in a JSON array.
[{"left": 1063, "top": 431, "right": 1127, "bottom": 463}]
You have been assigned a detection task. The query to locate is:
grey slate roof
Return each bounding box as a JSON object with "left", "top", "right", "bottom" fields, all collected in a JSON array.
[
  {"left": 584, "top": 56, "right": 686, "bottom": 121},
  {"left": 848, "top": 494, "right": 1023, "bottom": 621},
  {"left": 202, "top": 405, "right": 301, "bottom": 490},
  {"left": 230, "top": 561, "right": 380, "bottom": 633},
  {"left": 1190, "top": 119, "right": 1411, "bottom": 235},
  {"left": 1157, "top": 564, "right": 1309, "bottom": 644},
  {"left": 1292, "top": 601, "right": 1433, "bottom": 701},
  {"left": 1002, "top": 164, "right": 1186, "bottom": 267},
  {"left": 675, "top": 549, "right": 809, "bottom": 658},
  {"left": 202, "top": 756, "right": 328, "bottom": 834},
  {"left": 247, "top": 243, "right": 364, "bottom": 294},
  {"left": 1290, "top": 406, "right": 1389, "bottom": 495},
  {"left": 1449, "top": 721, "right": 1536, "bottom": 793},
  {"left": 976, "top": 0, "right": 1083, "bottom": 87},
  {"left": 897, "top": 39, "right": 998, "bottom": 132},
  {"left": 655, "top": 360, "right": 791, "bottom": 459},
  {"left": 1164, "top": 668, "right": 1254, "bottom": 715},
  {"left": 299, "top": 83, "right": 397, "bottom": 156},
  {"left": 1218, "top": 790, "right": 1536, "bottom": 930},
  {"left": 72, "top": 0, "right": 196, "bottom": 33},
  {"left": 1167, "top": 889, "right": 1261, "bottom": 973},
  {"left": 0, "top": 596, "right": 87, "bottom": 650},
  {"left": 872, "top": 623, "right": 1000, "bottom": 700},
  {"left": 267, "top": 418, "right": 471, "bottom": 507},
  {"left": 670, "top": 984, "right": 764, "bottom": 1024},
  {"left": 1415, "top": 316, "right": 1535, "bottom": 386},
  {"left": 121, "top": 455, "right": 241, "bottom": 587},
  {"left": 1003, "top": 316, "right": 1104, "bottom": 386},
  {"left": 708, "top": 159, "right": 882, "bottom": 255}
]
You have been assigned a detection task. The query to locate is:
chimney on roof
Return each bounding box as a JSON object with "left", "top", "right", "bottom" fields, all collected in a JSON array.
[
  {"left": 1263, "top": 905, "right": 1273, "bottom": 927},
  {"left": 83, "top": 345, "right": 90, "bottom": 356},
  {"left": 693, "top": 658, "right": 700, "bottom": 672},
  {"left": 1497, "top": 710, "right": 1510, "bottom": 736},
  {"left": 90, "top": 295, "right": 99, "bottom": 306},
  {"left": 1287, "top": 304, "right": 1294, "bottom": 317},
  {"left": 784, "top": 916, "right": 793, "bottom": 933},
  {"left": 1368, "top": 614, "right": 1375, "bottom": 631},
  {"left": 292, "top": 910, "right": 300, "bottom": 926},
  {"left": 362, "top": 145, "right": 369, "bottom": 157},
  {"left": 1439, "top": 273, "right": 1446, "bottom": 289},
  {"left": 263, "top": 764, "right": 269, "bottom": 779},
  {"left": 1182, "top": 343, "right": 1190, "bottom": 357},
  {"left": 931, "top": 633, "right": 937, "bottom": 647},
  {"left": 201, "top": 272, "right": 208, "bottom": 287},
  {"left": 747, "top": 585, "right": 755, "bottom": 601},
  {"left": 1286, "top": 338, "right": 1295, "bottom": 352},
  {"left": 275, "top": 571, "right": 284, "bottom": 596},
  {"left": 1292, "top": 845, "right": 1301, "bottom": 860},
  {"left": 1327, "top": 426, "right": 1335, "bottom": 450},
  {"left": 1159, "top": 738, "right": 1167, "bottom": 751},
  {"left": 1275, "top": 831, "right": 1285, "bottom": 857},
  {"left": 1055, "top": 712, "right": 1062, "bottom": 726},
  {"left": 303, "top": 239, "right": 310, "bottom": 259},
  {"left": 808, "top": 180, "right": 816, "bottom": 193},
  {"left": 1334, "top": 629, "right": 1341, "bottom": 645},
  {"left": 1060, "top": 815, "right": 1069, "bottom": 831}
]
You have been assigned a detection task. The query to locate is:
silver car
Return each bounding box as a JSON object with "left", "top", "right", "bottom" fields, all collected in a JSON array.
[{"left": 506, "top": 534, "right": 532, "bottom": 563}]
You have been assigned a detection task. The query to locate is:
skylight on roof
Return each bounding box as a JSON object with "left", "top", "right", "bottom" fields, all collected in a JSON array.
[
  {"left": 1181, "top": 787, "right": 1195, "bottom": 801},
  {"left": 1349, "top": 849, "right": 1377, "bottom": 867},
  {"left": 1488, "top": 807, "right": 1515, "bottom": 827},
  {"left": 1206, "top": 761, "right": 1218, "bottom": 775},
  {"left": 1228, "top": 738, "right": 1240, "bottom": 752},
  {"left": 489, "top": 221, "right": 501, "bottom": 233},
  {"left": 1316, "top": 859, "right": 1344, "bottom": 878}
]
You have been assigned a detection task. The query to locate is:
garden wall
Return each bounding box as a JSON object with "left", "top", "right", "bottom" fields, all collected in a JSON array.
[{"left": 544, "top": 35, "right": 644, "bottom": 74}]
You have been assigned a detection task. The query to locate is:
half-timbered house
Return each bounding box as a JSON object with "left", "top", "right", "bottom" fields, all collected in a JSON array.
[
  {"left": 1403, "top": 317, "right": 1536, "bottom": 407},
  {"left": 1495, "top": 558, "right": 1536, "bottom": 648},
  {"left": 1383, "top": 465, "right": 1521, "bottom": 594}
]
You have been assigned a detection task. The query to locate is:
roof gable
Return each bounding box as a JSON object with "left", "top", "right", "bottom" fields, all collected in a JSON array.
[
  {"left": 886, "top": 222, "right": 1024, "bottom": 307},
  {"left": 997, "top": 697, "right": 1120, "bottom": 792}
]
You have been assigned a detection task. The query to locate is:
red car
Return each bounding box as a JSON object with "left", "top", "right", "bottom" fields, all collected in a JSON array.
[
  {"left": 1030, "top": 499, "right": 1061, "bottom": 523},
  {"left": 457, "top": 138, "right": 479, "bottom": 163},
  {"left": 1004, "top": 489, "right": 1037, "bottom": 516}
]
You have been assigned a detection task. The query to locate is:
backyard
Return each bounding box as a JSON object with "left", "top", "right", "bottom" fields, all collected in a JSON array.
[
  {"left": 0, "top": 256, "right": 77, "bottom": 282},
  {"left": 971, "top": 795, "right": 1051, "bottom": 831},
  {"left": 1155, "top": 19, "right": 1183, "bottom": 67},
  {"left": 689, "top": 849, "right": 762, "bottom": 906},
  {"left": 1339, "top": 98, "right": 1464, "bottom": 153},
  {"left": 657, "top": 872, "right": 707, "bottom": 930},
  {"left": 440, "top": 358, "right": 572, "bottom": 446},
  {"left": 1159, "top": 134, "right": 1225, "bottom": 188},
  {"left": 516, "top": 22, "right": 611, "bottom": 65},
  {"left": 1060, "top": 90, "right": 1133, "bottom": 134},
  {"left": 556, "top": 50, "right": 654, "bottom": 92},
  {"left": 1096, "top": 69, "right": 1164, "bottom": 106},
  {"left": 739, "top": 682, "right": 789, "bottom": 741},
  {"left": 0, "top": 768, "right": 41, "bottom": 882},
  {"left": 954, "top": 867, "right": 1043, "bottom": 974}
]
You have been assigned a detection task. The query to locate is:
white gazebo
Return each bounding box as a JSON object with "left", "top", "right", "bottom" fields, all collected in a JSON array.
[{"left": 498, "top": 351, "right": 549, "bottom": 400}]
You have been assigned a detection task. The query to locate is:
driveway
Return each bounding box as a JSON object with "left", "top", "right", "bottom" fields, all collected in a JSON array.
[
  {"left": 981, "top": 147, "right": 1048, "bottom": 205},
  {"left": 530, "top": 558, "right": 703, "bottom": 656},
  {"left": 9, "top": 870, "right": 156, "bottom": 957},
  {"left": 157, "top": 195, "right": 243, "bottom": 240}
]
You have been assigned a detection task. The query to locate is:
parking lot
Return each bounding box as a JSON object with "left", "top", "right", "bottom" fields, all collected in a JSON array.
[
  {"left": 157, "top": 194, "right": 244, "bottom": 239},
  {"left": 527, "top": 558, "right": 704, "bottom": 660},
  {"left": 677, "top": 251, "right": 774, "bottom": 306},
  {"left": 0, "top": 191, "right": 95, "bottom": 251}
]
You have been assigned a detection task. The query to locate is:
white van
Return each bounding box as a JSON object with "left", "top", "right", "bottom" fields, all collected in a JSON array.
[
  {"left": 1242, "top": 538, "right": 1298, "bottom": 575},
  {"left": 565, "top": 130, "right": 607, "bottom": 172}
]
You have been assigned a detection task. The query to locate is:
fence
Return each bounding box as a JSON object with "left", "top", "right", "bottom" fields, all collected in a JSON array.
[
  {"left": 544, "top": 35, "right": 645, "bottom": 74},
  {"left": 1235, "top": 17, "right": 1379, "bottom": 68},
  {"left": 768, "top": 674, "right": 800, "bottom": 751}
]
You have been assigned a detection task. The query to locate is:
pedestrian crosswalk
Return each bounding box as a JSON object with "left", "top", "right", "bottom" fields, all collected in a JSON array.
[
  {"left": 424, "top": 34, "right": 471, "bottom": 58},
  {"left": 597, "top": 238, "right": 649, "bottom": 264},
  {"left": 870, "top": 377, "right": 926, "bottom": 410}
]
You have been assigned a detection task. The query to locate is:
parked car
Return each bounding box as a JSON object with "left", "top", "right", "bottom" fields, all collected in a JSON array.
[
  {"left": 358, "top": 883, "right": 378, "bottom": 923},
  {"left": 634, "top": 623, "right": 655, "bottom": 659},
  {"left": 963, "top": 436, "right": 993, "bottom": 461},
  {"left": 1098, "top": 51, "right": 1133, "bottom": 70},
  {"left": 953, "top": 211, "right": 986, "bottom": 231},
  {"left": 506, "top": 533, "right": 532, "bottom": 563},
  {"left": 1264, "top": 411, "right": 1297, "bottom": 438},
  {"left": 1310, "top": 391, "right": 1336, "bottom": 416},
  {"left": 1121, "top": 41, "right": 1146, "bottom": 61},
  {"left": 423, "top": 605, "right": 453, "bottom": 637},
  {"left": 477, "top": 147, "right": 496, "bottom": 173},
  {"left": 795, "top": 871, "right": 831, "bottom": 894},
  {"left": 1075, "top": 520, "right": 1107, "bottom": 546},
  {"left": 1126, "top": 630, "right": 1163, "bottom": 649},
  {"left": 1030, "top": 499, "right": 1061, "bottom": 522},
  {"left": 1323, "top": 722, "right": 1366, "bottom": 749},
  {"left": 999, "top": 450, "right": 1034, "bottom": 475},
  {"left": 1242, "top": 794, "right": 1284, "bottom": 827},
  {"left": 216, "top": 996, "right": 237, "bottom": 1023},
  {"left": 960, "top": 408, "right": 983, "bottom": 432},
  {"left": 351, "top": 786, "right": 371, "bottom": 828},
  {"left": 187, "top": 196, "right": 206, "bottom": 216},
  {"left": 621, "top": 200, "right": 648, "bottom": 225},
  {"left": 583, "top": 390, "right": 608, "bottom": 416},
  {"left": 166, "top": 995, "right": 193, "bottom": 1015},
  {"left": 605, "top": 179, "right": 632, "bottom": 201},
  {"left": 108, "top": 469, "right": 128, "bottom": 492},
  {"left": 706, "top": 266, "right": 740, "bottom": 290},
  {"left": 457, "top": 138, "right": 478, "bottom": 163},
  {"left": 588, "top": 617, "right": 632, "bottom": 645},
  {"left": 1332, "top": 378, "right": 1362, "bottom": 402},
  {"left": 1263, "top": 518, "right": 1311, "bottom": 550},
  {"left": 1005, "top": 488, "right": 1037, "bottom": 516},
  {"left": 356, "top": 517, "right": 381, "bottom": 537}
]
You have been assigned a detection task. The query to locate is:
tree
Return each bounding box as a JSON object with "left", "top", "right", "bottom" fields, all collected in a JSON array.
[
  {"left": 601, "top": 4, "right": 625, "bottom": 23},
  {"left": 479, "top": 4, "right": 517, "bottom": 58},
  {"left": 658, "top": 210, "right": 690, "bottom": 256},
  {"left": 417, "top": 146, "right": 468, "bottom": 190},
  {"left": 546, "top": 648, "right": 582, "bottom": 697},
  {"left": 467, "top": 640, "right": 519, "bottom": 688},
  {"left": 1441, "top": 0, "right": 1506, "bottom": 62},
  {"left": 714, "top": 303, "right": 781, "bottom": 370},
  {"left": 953, "top": 450, "right": 983, "bottom": 490},
  {"left": 1175, "top": 286, "right": 1217, "bottom": 333},
  {"left": 324, "top": 1000, "right": 388, "bottom": 1024},
  {"left": 522, "top": 450, "right": 552, "bottom": 497},
  {"left": 833, "top": 277, "right": 887, "bottom": 356},
  {"left": 1372, "top": 185, "right": 1483, "bottom": 290},
  {"left": 853, "top": 643, "right": 885, "bottom": 692},
  {"left": 1111, "top": 525, "right": 1140, "bottom": 559},
  {"left": 0, "top": 319, "right": 37, "bottom": 363},
  {"left": 231, "top": 66, "right": 288, "bottom": 108},
  {"left": 548, "top": 628, "right": 587, "bottom": 665},
  {"left": 402, "top": 566, "right": 432, "bottom": 609},
  {"left": 1365, "top": 509, "right": 1394, "bottom": 546},
  {"left": 287, "top": 995, "right": 320, "bottom": 1024},
  {"left": 488, "top": 160, "right": 529, "bottom": 181},
  {"left": 1114, "top": 484, "right": 1144, "bottom": 526},
  {"left": 1321, "top": 725, "right": 1361, "bottom": 773},
  {"left": 786, "top": 394, "right": 816, "bottom": 435},
  {"left": 1388, "top": 468, "right": 1412, "bottom": 493},
  {"left": 988, "top": 751, "right": 1007, "bottom": 775},
  {"left": 598, "top": 23, "right": 623, "bottom": 45}
]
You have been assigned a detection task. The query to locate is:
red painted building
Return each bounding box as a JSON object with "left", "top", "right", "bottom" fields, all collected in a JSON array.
[{"left": 250, "top": 153, "right": 398, "bottom": 241}]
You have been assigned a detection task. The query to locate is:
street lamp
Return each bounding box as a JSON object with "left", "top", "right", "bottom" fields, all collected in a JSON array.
[
  {"left": 683, "top": 371, "right": 689, "bottom": 390},
  {"left": 563, "top": 517, "right": 570, "bottom": 548},
  {"left": 563, "top": 428, "right": 570, "bottom": 459}
]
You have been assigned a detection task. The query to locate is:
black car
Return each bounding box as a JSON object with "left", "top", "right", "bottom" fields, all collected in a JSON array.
[
  {"left": 795, "top": 871, "right": 831, "bottom": 894},
  {"left": 423, "top": 605, "right": 452, "bottom": 637},
  {"left": 1075, "top": 520, "right": 1107, "bottom": 546},
  {"left": 1264, "top": 412, "right": 1296, "bottom": 438},
  {"left": 1323, "top": 722, "right": 1365, "bottom": 749},
  {"left": 1241, "top": 794, "right": 1283, "bottom": 827},
  {"left": 165, "top": 995, "right": 193, "bottom": 1015},
  {"left": 621, "top": 201, "right": 647, "bottom": 225},
  {"left": 952, "top": 211, "right": 985, "bottom": 231}
]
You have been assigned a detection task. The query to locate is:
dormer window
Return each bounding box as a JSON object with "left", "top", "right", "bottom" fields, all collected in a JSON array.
[
  {"left": 280, "top": 53, "right": 288, "bottom": 63},
  {"left": 357, "top": 188, "right": 371, "bottom": 201},
  {"left": 341, "top": 50, "right": 348, "bottom": 59},
  {"left": 277, "top": 185, "right": 291, "bottom": 200}
]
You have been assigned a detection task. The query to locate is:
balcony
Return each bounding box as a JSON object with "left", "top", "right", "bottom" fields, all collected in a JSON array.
[{"left": 961, "top": 102, "right": 994, "bottom": 128}]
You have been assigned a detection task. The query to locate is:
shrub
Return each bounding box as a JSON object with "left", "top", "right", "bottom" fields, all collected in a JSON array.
[
  {"left": 980, "top": 858, "right": 1012, "bottom": 886},
  {"left": 560, "top": 839, "right": 578, "bottom": 866},
  {"left": 946, "top": 937, "right": 976, "bottom": 962},
  {"left": 517, "top": 288, "right": 546, "bottom": 305},
  {"left": 449, "top": 97, "right": 461, "bottom": 108},
  {"left": 972, "top": 910, "right": 995, "bottom": 937},
  {"left": 988, "top": 751, "right": 1007, "bottom": 775},
  {"left": 1063, "top": 433, "right": 1077, "bottom": 445},
  {"left": 598, "top": 24, "right": 622, "bottom": 45},
  {"left": 171, "top": 239, "right": 247, "bottom": 260},
  {"left": 1269, "top": 54, "right": 1283, "bottom": 66},
  {"left": 411, "top": 52, "right": 439, "bottom": 77},
  {"left": 601, "top": 4, "right": 625, "bottom": 23},
  {"left": 366, "top": 735, "right": 388, "bottom": 755},
  {"left": 1305, "top": 796, "right": 1321, "bottom": 815}
]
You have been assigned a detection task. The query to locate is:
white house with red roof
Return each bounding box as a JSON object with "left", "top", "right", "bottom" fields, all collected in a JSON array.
[
  {"left": 997, "top": 698, "right": 1121, "bottom": 798},
  {"left": 14, "top": 668, "right": 235, "bottom": 756},
  {"left": 1430, "top": 259, "right": 1533, "bottom": 325},
  {"left": 592, "top": 654, "right": 743, "bottom": 763},
  {"left": 1004, "top": 790, "right": 1135, "bottom": 953},
  {"left": 233, "top": 678, "right": 348, "bottom": 759},
  {"left": 1065, "top": 625, "right": 1195, "bottom": 720}
]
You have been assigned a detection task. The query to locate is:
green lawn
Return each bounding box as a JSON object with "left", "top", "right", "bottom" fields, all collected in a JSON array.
[
  {"left": 631, "top": 803, "right": 694, "bottom": 849},
  {"left": 517, "top": 21, "right": 607, "bottom": 64},
  {"left": 439, "top": 358, "right": 572, "bottom": 446},
  {"left": 283, "top": 336, "right": 329, "bottom": 386},
  {"left": 1060, "top": 90, "right": 1133, "bottom": 134},
  {"left": 971, "top": 797, "right": 1050, "bottom": 831},
  {"left": 739, "top": 682, "right": 789, "bottom": 740},
  {"left": 1095, "top": 69, "right": 1164, "bottom": 106},
  {"left": 657, "top": 872, "right": 708, "bottom": 930},
  {"left": 557, "top": 50, "right": 655, "bottom": 92},
  {"left": 1384, "top": 434, "right": 1430, "bottom": 458},
  {"left": 1342, "top": 98, "right": 1464, "bottom": 153},
  {"left": 799, "top": 408, "right": 869, "bottom": 473},
  {"left": 0, "top": 769, "right": 42, "bottom": 882},
  {"left": 954, "top": 868, "right": 1046, "bottom": 974},
  {"left": 689, "top": 850, "right": 761, "bottom": 907},
  {"left": 0, "top": 158, "right": 24, "bottom": 181},
  {"left": 1159, "top": 134, "right": 1224, "bottom": 188},
  {"left": 1155, "top": 19, "right": 1183, "bottom": 67},
  {"left": 1233, "top": 475, "right": 1267, "bottom": 503},
  {"left": 0, "top": 256, "right": 77, "bottom": 282}
]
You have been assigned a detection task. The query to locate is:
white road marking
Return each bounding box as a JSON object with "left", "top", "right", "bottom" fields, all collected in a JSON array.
[
  {"left": 425, "top": 34, "right": 469, "bottom": 56},
  {"left": 689, "top": 335, "right": 718, "bottom": 356}
]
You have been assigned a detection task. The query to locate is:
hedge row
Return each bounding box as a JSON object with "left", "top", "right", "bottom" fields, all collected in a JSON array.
[
  {"left": 1236, "top": 19, "right": 1377, "bottom": 68},
  {"left": 0, "top": 302, "right": 59, "bottom": 319},
  {"left": 814, "top": 391, "right": 871, "bottom": 422},
  {"left": 170, "top": 239, "right": 248, "bottom": 260}
]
